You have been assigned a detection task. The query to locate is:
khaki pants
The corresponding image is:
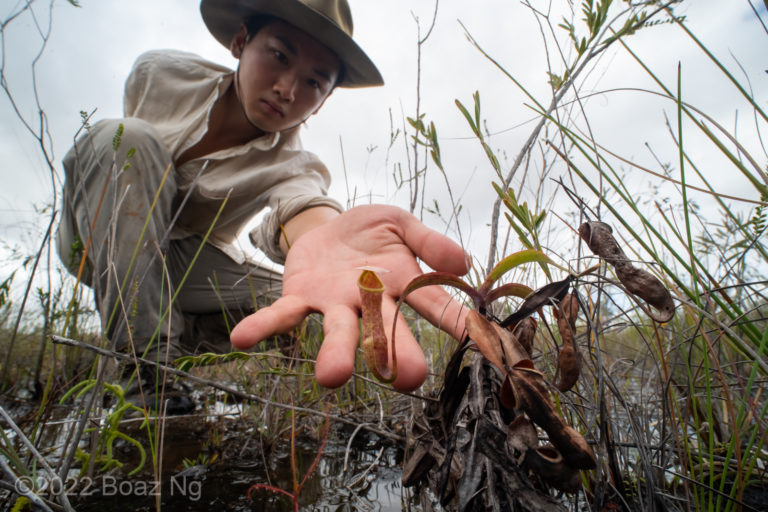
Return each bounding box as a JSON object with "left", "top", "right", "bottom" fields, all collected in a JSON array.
[{"left": 56, "top": 118, "right": 281, "bottom": 361}]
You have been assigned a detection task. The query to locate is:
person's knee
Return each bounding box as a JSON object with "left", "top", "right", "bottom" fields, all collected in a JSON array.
[
  {"left": 72, "top": 118, "right": 166, "bottom": 166},
  {"left": 113, "top": 118, "right": 159, "bottom": 149},
  {"left": 98, "top": 118, "right": 165, "bottom": 160}
]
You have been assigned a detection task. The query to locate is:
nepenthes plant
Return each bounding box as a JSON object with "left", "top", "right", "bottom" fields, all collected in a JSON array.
[{"left": 357, "top": 222, "right": 675, "bottom": 510}]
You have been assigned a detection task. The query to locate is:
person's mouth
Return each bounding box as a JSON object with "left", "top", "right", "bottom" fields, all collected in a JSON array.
[{"left": 261, "top": 100, "right": 284, "bottom": 117}]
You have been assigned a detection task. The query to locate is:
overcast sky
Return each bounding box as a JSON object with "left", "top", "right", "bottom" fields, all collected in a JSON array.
[{"left": 1, "top": 0, "right": 766, "bottom": 276}]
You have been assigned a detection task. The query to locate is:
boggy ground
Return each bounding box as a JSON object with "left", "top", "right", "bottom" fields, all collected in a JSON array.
[{"left": 1, "top": 378, "right": 419, "bottom": 512}]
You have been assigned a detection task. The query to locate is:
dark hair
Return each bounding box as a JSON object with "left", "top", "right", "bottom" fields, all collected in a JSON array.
[
  {"left": 244, "top": 14, "right": 277, "bottom": 41},
  {"left": 243, "top": 14, "right": 346, "bottom": 87}
]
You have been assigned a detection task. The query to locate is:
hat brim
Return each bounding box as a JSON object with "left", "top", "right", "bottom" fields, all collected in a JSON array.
[{"left": 200, "top": 0, "right": 383, "bottom": 88}]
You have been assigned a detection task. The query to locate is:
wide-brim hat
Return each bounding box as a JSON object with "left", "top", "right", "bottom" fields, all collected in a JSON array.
[{"left": 200, "top": 0, "right": 383, "bottom": 88}]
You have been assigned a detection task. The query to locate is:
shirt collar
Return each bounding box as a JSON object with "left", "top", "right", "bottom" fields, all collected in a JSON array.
[{"left": 251, "top": 130, "right": 281, "bottom": 150}]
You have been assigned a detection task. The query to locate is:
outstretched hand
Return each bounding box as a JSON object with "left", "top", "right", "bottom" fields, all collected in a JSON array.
[{"left": 230, "top": 204, "right": 470, "bottom": 391}]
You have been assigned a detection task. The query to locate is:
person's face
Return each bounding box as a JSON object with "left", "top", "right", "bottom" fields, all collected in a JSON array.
[{"left": 230, "top": 20, "right": 341, "bottom": 133}]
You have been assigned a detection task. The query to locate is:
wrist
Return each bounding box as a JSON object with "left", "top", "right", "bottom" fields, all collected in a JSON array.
[{"left": 279, "top": 206, "right": 340, "bottom": 255}]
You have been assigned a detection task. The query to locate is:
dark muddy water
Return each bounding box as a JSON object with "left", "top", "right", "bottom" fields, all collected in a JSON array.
[
  {"left": 71, "top": 423, "right": 415, "bottom": 511},
  {"left": 3, "top": 389, "right": 417, "bottom": 511}
]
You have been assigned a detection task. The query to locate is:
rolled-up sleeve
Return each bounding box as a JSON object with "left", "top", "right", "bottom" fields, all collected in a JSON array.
[{"left": 251, "top": 193, "right": 343, "bottom": 264}]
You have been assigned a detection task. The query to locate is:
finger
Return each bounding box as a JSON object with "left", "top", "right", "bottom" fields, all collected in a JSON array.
[
  {"left": 403, "top": 284, "right": 467, "bottom": 342},
  {"left": 382, "top": 297, "right": 428, "bottom": 392},
  {"left": 230, "top": 295, "right": 310, "bottom": 350},
  {"left": 398, "top": 210, "right": 470, "bottom": 276},
  {"left": 315, "top": 305, "right": 360, "bottom": 388}
]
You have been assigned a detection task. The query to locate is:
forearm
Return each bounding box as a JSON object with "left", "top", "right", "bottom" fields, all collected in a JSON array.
[{"left": 279, "top": 206, "right": 340, "bottom": 255}]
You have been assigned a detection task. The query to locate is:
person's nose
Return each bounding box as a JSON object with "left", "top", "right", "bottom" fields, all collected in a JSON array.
[{"left": 274, "top": 72, "right": 297, "bottom": 103}]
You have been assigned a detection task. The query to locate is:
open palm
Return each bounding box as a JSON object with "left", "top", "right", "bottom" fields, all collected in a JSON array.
[{"left": 230, "top": 205, "right": 469, "bottom": 391}]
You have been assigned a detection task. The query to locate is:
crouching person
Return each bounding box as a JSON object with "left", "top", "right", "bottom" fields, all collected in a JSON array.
[{"left": 57, "top": 0, "right": 469, "bottom": 415}]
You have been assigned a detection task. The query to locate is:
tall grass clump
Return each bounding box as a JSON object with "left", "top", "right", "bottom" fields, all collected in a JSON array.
[{"left": 420, "top": 1, "right": 767, "bottom": 510}]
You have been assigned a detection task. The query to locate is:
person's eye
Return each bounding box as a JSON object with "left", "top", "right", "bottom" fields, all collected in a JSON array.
[
  {"left": 308, "top": 78, "right": 321, "bottom": 90},
  {"left": 271, "top": 49, "right": 288, "bottom": 63}
]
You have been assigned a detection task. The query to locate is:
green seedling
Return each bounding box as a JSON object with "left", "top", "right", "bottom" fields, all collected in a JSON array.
[{"left": 60, "top": 380, "right": 147, "bottom": 476}]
